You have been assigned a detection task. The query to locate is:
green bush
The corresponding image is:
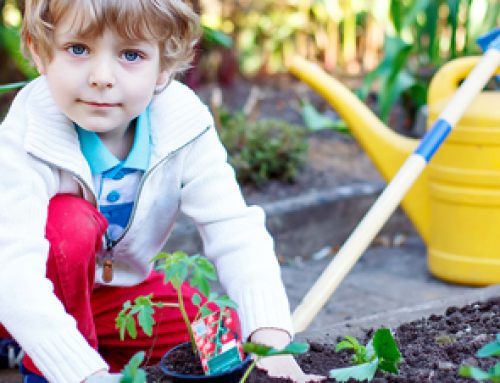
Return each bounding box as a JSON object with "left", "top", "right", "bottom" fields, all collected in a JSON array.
[{"left": 218, "top": 108, "right": 307, "bottom": 188}]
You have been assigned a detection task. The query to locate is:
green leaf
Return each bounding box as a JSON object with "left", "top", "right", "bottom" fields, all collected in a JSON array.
[
  {"left": 243, "top": 343, "right": 273, "bottom": 355},
  {"left": 401, "top": 0, "right": 431, "bottom": 30},
  {"left": 390, "top": 0, "right": 402, "bottom": 35},
  {"left": 213, "top": 295, "right": 239, "bottom": 310},
  {"left": 194, "top": 256, "right": 217, "bottom": 281},
  {"left": 372, "top": 328, "right": 401, "bottom": 364},
  {"left": 329, "top": 359, "right": 379, "bottom": 382},
  {"left": 0, "top": 81, "right": 29, "bottom": 94},
  {"left": 459, "top": 365, "right": 494, "bottom": 381},
  {"left": 477, "top": 337, "right": 500, "bottom": 358},
  {"left": 199, "top": 305, "right": 213, "bottom": 317},
  {"left": 378, "top": 359, "right": 399, "bottom": 374},
  {"left": 137, "top": 306, "right": 155, "bottom": 337},
  {"left": 243, "top": 342, "right": 309, "bottom": 357},
  {"left": 120, "top": 351, "right": 146, "bottom": 383},
  {"left": 202, "top": 25, "right": 233, "bottom": 48},
  {"left": 301, "top": 101, "right": 348, "bottom": 133},
  {"left": 190, "top": 269, "right": 211, "bottom": 297},
  {"left": 126, "top": 316, "right": 137, "bottom": 340},
  {"left": 335, "top": 335, "right": 362, "bottom": 352},
  {"left": 191, "top": 293, "right": 202, "bottom": 307},
  {"left": 116, "top": 316, "right": 126, "bottom": 341},
  {"left": 0, "top": 26, "right": 39, "bottom": 79}
]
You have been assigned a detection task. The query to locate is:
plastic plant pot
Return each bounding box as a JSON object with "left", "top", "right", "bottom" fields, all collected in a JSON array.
[{"left": 159, "top": 341, "right": 252, "bottom": 383}]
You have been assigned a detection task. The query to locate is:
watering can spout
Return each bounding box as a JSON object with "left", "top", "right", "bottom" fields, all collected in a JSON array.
[{"left": 289, "top": 56, "right": 430, "bottom": 243}]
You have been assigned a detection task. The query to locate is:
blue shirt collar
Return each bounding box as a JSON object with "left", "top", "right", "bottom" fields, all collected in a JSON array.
[{"left": 76, "top": 106, "right": 151, "bottom": 175}]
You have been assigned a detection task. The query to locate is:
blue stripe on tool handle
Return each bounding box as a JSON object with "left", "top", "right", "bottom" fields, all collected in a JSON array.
[
  {"left": 415, "top": 119, "right": 452, "bottom": 162},
  {"left": 477, "top": 28, "right": 500, "bottom": 52}
]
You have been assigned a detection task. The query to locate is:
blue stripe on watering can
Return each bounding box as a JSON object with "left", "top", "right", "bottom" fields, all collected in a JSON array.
[{"left": 414, "top": 119, "right": 452, "bottom": 162}]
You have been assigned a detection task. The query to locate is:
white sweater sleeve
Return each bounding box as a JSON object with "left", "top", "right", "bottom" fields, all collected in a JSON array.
[
  {"left": 179, "top": 127, "right": 293, "bottom": 339},
  {"left": 0, "top": 97, "right": 107, "bottom": 382}
]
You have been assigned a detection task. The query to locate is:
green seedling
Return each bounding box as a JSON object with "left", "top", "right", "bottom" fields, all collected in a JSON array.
[
  {"left": 329, "top": 328, "right": 402, "bottom": 382},
  {"left": 116, "top": 294, "right": 176, "bottom": 340},
  {"left": 119, "top": 351, "right": 146, "bottom": 383},
  {"left": 459, "top": 333, "right": 500, "bottom": 382},
  {"left": 239, "top": 342, "right": 309, "bottom": 383},
  {"left": 116, "top": 251, "right": 237, "bottom": 355}
]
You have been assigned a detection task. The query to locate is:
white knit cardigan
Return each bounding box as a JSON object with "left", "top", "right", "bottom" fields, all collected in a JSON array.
[{"left": 0, "top": 77, "right": 293, "bottom": 383}]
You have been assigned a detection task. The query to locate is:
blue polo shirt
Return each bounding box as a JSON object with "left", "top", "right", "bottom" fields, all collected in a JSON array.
[{"left": 76, "top": 107, "right": 151, "bottom": 242}]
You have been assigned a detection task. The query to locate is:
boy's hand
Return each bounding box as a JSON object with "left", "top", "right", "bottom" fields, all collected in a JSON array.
[{"left": 250, "top": 328, "right": 325, "bottom": 383}]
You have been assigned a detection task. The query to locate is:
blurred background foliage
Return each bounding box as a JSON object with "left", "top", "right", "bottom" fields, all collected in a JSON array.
[
  {"left": 0, "top": 0, "right": 498, "bottom": 185},
  {"left": 2, "top": 0, "right": 498, "bottom": 114}
]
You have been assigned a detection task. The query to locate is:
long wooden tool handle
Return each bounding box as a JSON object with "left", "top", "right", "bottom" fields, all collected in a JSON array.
[{"left": 292, "top": 45, "right": 500, "bottom": 334}]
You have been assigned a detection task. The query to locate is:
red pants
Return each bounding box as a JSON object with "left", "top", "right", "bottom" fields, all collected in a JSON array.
[{"left": 1, "top": 194, "right": 225, "bottom": 375}]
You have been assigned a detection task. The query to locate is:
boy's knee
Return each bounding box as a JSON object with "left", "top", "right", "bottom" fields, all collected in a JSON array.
[{"left": 46, "top": 194, "right": 108, "bottom": 256}]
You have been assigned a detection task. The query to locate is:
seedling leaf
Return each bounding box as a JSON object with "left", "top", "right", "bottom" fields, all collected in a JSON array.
[
  {"left": 191, "top": 293, "right": 202, "bottom": 306},
  {"left": 459, "top": 365, "right": 494, "bottom": 381},
  {"left": 243, "top": 341, "right": 309, "bottom": 357},
  {"left": 190, "top": 270, "right": 210, "bottom": 296},
  {"left": 477, "top": 337, "right": 500, "bottom": 358},
  {"left": 329, "top": 359, "right": 379, "bottom": 382},
  {"left": 335, "top": 336, "right": 361, "bottom": 352},
  {"left": 120, "top": 351, "right": 146, "bottom": 383},
  {"left": 336, "top": 335, "right": 370, "bottom": 364},
  {"left": 213, "top": 295, "right": 239, "bottom": 310},
  {"left": 199, "top": 305, "right": 213, "bottom": 317},
  {"left": 194, "top": 256, "right": 217, "bottom": 280},
  {"left": 378, "top": 359, "right": 399, "bottom": 374},
  {"left": 126, "top": 316, "right": 137, "bottom": 339},
  {"left": 372, "top": 328, "right": 401, "bottom": 364}
]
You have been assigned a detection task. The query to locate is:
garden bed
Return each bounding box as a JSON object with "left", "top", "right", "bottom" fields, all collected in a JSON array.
[{"left": 146, "top": 294, "right": 499, "bottom": 382}]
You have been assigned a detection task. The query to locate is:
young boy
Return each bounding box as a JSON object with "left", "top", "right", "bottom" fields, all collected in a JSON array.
[{"left": 0, "top": 1, "right": 324, "bottom": 382}]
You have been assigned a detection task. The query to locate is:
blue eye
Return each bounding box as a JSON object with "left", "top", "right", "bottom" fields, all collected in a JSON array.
[
  {"left": 69, "top": 44, "right": 87, "bottom": 56},
  {"left": 123, "top": 51, "right": 140, "bottom": 62}
]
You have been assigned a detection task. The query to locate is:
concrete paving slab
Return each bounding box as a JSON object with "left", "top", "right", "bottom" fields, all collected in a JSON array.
[{"left": 282, "top": 234, "right": 481, "bottom": 332}]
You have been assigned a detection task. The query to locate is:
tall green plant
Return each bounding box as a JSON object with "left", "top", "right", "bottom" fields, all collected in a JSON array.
[{"left": 358, "top": 0, "right": 496, "bottom": 125}]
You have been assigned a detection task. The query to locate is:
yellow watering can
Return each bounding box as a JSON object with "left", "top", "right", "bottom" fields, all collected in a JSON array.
[
  {"left": 291, "top": 55, "right": 500, "bottom": 285},
  {"left": 290, "top": 30, "right": 500, "bottom": 332}
]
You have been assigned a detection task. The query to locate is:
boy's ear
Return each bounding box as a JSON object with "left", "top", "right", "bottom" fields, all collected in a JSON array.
[
  {"left": 156, "top": 70, "right": 170, "bottom": 87},
  {"left": 28, "top": 41, "right": 46, "bottom": 75},
  {"left": 154, "top": 70, "right": 171, "bottom": 94}
]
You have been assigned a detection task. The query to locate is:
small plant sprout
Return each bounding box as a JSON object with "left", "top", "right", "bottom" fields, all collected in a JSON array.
[
  {"left": 116, "top": 294, "right": 176, "bottom": 340},
  {"left": 119, "top": 351, "right": 146, "bottom": 383},
  {"left": 329, "top": 328, "right": 402, "bottom": 382},
  {"left": 239, "top": 342, "right": 309, "bottom": 383},
  {"left": 116, "top": 251, "right": 238, "bottom": 355},
  {"left": 459, "top": 333, "right": 500, "bottom": 382}
]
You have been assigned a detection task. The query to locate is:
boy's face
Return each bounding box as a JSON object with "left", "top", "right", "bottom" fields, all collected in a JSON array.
[{"left": 30, "top": 16, "right": 168, "bottom": 140}]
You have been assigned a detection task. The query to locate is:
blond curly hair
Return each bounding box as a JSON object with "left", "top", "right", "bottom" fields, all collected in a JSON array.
[{"left": 21, "top": 0, "right": 200, "bottom": 76}]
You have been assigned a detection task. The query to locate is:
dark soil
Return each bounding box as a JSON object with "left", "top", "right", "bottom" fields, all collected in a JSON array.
[
  {"left": 160, "top": 342, "right": 204, "bottom": 376},
  {"left": 146, "top": 297, "right": 500, "bottom": 382}
]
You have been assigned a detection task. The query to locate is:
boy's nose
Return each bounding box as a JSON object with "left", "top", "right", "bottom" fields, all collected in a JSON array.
[{"left": 89, "top": 56, "right": 116, "bottom": 89}]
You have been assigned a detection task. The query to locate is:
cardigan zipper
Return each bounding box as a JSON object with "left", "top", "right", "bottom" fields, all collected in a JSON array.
[
  {"left": 108, "top": 125, "right": 211, "bottom": 248},
  {"left": 29, "top": 125, "right": 211, "bottom": 283}
]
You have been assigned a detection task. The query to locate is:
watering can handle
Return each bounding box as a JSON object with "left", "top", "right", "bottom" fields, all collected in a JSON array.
[{"left": 429, "top": 56, "right": 500, "bottom": 105}]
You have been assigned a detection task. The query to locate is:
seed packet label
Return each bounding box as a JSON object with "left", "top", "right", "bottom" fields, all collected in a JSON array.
[{"left": 191, "top": 308, "right": 244, "bottom": 375}]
